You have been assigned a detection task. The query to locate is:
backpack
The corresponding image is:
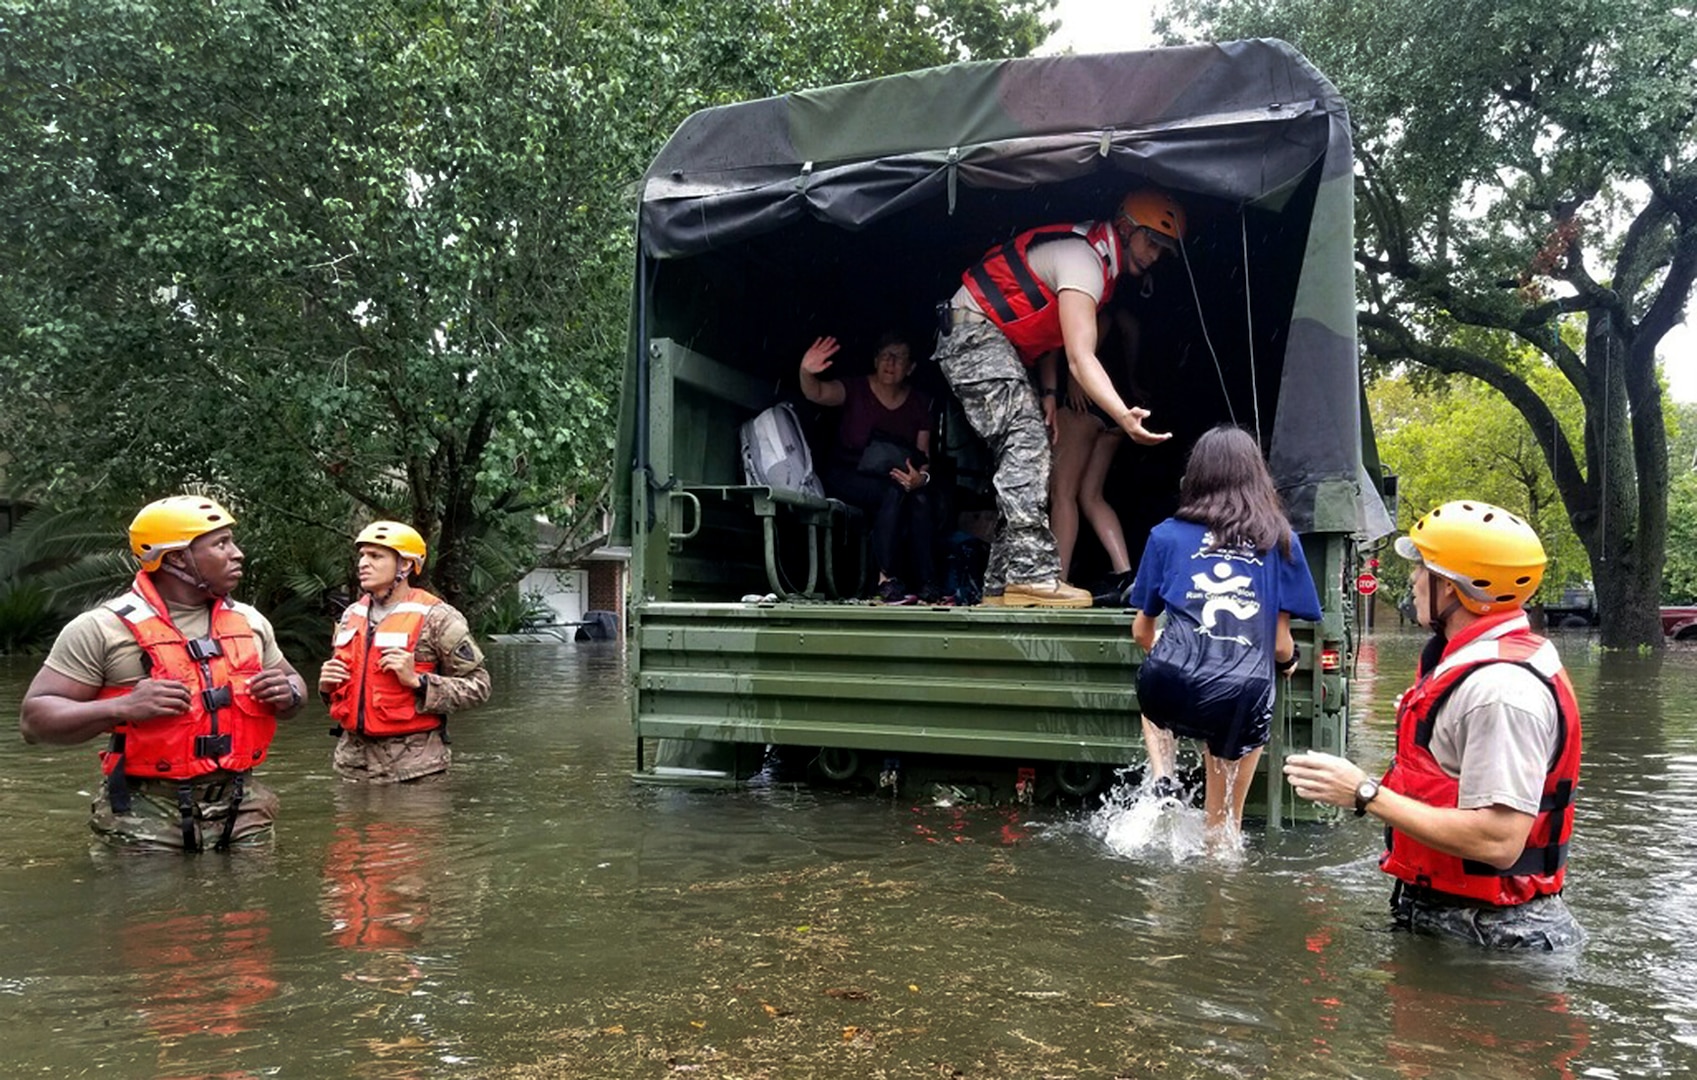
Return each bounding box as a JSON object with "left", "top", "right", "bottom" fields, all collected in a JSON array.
[{"left": 740, "top": 402, "right": 826, "bottom": 499}]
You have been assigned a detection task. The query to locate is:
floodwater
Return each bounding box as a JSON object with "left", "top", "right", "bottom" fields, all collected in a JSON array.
[{"left": 1, "top": 628, "right": 1694, "bottom": 1079}]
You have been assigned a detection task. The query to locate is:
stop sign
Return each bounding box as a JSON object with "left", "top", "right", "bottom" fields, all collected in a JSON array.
[{"left": 1356, "top": 572, "right": 1379, "bottom": 595}]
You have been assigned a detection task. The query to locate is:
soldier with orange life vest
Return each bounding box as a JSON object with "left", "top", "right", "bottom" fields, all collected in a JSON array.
[
  {"left": 20, "top": 495, "right": 306, "bottom": 851},
  {"left": 318, "top": 521, "right": 489, "bottom": 782},
  {"left": 1285, "top": 501, "right": 1585, "bottom": 949},
  {"left": 934, "top": 188, "right": 1183, "bottom": 608}
]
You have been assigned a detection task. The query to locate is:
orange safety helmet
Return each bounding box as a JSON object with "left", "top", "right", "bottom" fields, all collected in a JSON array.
[
  {"left": 129, "top": 496, "right": 237, "bottom": 572},
  {"left": 1394, "top": 500, "right": 1547, "bottom": 614},
  {"left": 1116, "top": 188, "right": 1187, "bottom": 252},
  {"left": 355, "top": 520, "right": 428, "bottom": 574}
]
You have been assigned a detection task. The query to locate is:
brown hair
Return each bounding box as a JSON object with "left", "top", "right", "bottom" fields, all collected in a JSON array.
[{"left": 1175, "top": 425, "right": 1294, "bottom": 559}]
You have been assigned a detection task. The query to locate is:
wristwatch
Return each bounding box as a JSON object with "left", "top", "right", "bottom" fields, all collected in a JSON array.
[{"left": 1354, "top": 777, "right": 1381, "bottom": 817}]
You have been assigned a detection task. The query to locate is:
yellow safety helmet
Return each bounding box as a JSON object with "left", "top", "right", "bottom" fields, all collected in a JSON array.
[
  {"left": 129, "top": 496, "right": 236, "bottom": 572},
  {"left": 356, "top": 520, "right": 427, "bottom": 573},
  {"left": 1116, "top": 188, "right": 1187, "bottom": 252},
  {"left": 1394, "top": 500, "right": 1547, "bottom": 614}
]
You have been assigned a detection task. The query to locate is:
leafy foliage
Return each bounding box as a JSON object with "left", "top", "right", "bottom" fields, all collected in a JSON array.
[
  {"left": 1169, "top": 0, "right": 1697, "bottom": 645},
  {"left": 1665, "top": 403, "right": 1697, "bottom": 605},
  {"left": 0, "top": 506, "right": 129, "bottom": 653},
  {"left": 0, "top": 0, "right": 1051, "bottom": 619},
  {"left": 1368, "top": 366, "right": 1590, "bottom": 605}
]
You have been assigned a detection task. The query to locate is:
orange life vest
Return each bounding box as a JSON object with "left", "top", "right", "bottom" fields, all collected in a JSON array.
[
  {"left": 327, "top": 590, "right": 445, "bottom": 737},
  {"left": 97, "top": 572, "right": 276, "bottom": 780},
  {"left": 960, "top": 221, "right": 1122, "bottom": 364},
  {"left": 1380, "top": 611, "right": 1582, "bottom": 905}
]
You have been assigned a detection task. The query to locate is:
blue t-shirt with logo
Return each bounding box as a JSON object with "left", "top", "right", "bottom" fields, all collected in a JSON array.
[
  {"left": 1130, "top": 518, "right": 1322, "bottom": 646},
  {"left": 1128, "top": 517, "right": 1323, "bottom": 754}
]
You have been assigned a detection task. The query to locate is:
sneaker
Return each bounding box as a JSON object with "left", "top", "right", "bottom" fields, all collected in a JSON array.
[
  {"left": 1092, "top": 570, "right": 1136, "bottom": 608},
  {"left": 877, "top": 578, "right": 917, "bottom": 605},
  {"left": 917, "top": 583, "right": 946, "bottom": 605},
  {"left": 1148, "top": 774, "right": 1183, "bottom": 801},
  {"left": 1000, "top": 579, "right": 1092, "bottom": 608}
]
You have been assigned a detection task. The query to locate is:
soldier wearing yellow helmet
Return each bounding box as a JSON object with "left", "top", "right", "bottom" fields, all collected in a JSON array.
[
  {"left": 317, "top": 520, "right": 490, "bottom": 782},
  {"left": 1285, "top": 501, "right": 1585, "bottom": 949},
  {"left": 20, "top": 495, "right": 306, "bottom": 851}
]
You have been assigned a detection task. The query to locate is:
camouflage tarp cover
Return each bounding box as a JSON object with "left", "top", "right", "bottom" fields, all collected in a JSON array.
[{"left": 623, "top": 39, "right": 1387, "bottom": 538}]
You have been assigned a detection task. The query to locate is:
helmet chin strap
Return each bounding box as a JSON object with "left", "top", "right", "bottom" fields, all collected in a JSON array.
[
  {"left": 368, "top": 561, "right": 413, "bottom": 606},
  {"left": 159, "top": 550, "right": 219, "bottom": 598},
  {"left": 1424, "top": 573, "right": 1463, "bottom": 637}
]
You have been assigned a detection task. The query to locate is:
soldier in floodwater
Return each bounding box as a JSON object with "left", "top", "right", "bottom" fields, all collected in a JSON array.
[
  {"left": 318, "top": 521, "right": 490, "bottom": 782},
  {"left": 19, "top": 495, "right": 306, "bottom": 851},
  {"left": 1285, "top": 500, "right": 1585, "bottom": 950}
]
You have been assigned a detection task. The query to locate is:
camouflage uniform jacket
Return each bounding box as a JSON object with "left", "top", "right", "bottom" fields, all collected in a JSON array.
[{"left": 331, "top": 598, "right": 491, "bottom": 783}]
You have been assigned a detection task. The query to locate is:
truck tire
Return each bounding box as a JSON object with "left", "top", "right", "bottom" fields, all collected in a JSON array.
[
  {"left": 1054, "top": 761, "right": 1106, "bottom": 798},
  {"left": 816, "top": 747, "right": 860, "bottom": 782}
]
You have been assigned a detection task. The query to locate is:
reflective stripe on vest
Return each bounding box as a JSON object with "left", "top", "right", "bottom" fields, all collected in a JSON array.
[{"left": 327, "top": 590, "right": 445, "bottom": 738}]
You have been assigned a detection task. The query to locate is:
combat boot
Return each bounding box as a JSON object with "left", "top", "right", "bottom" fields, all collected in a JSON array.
[{"left": 1000, "top": 579, "right": 1092, "bottom": 608}]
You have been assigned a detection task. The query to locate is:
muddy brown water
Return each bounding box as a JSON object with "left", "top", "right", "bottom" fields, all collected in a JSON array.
[{"left": 1, "top": 629, "right": 1693, "bottom": 1078}]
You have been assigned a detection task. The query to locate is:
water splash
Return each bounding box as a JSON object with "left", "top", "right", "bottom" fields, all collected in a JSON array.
[{"left": 1089, "top": 777, "right": 1209, "bottom": 861}]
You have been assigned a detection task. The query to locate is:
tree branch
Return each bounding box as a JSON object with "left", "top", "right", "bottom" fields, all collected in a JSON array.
[{"left": 1360, "top": 311, "right": 1592, "bottom": 518}]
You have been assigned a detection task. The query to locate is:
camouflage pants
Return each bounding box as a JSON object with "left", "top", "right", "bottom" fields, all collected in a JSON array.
[
  {"left": 935, "top": 321, "right": 1059, "bottom": 591},
  {"left": 1392, "top": 887, "right": 1587, "bottom": 951},
  {"left": 91, "top": 773, "right": 278, "bottom": 852},
  {"left": 333, "top": 729, "right": 452, "bottom": 784}
]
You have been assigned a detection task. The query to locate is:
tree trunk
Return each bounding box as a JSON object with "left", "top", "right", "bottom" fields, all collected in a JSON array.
[
  {"left": 1583, "top": 319, "right": 1668, "bottom": 650},
  {"left": 1592, "top": 548, "right": 1663, "bottom": 648}
]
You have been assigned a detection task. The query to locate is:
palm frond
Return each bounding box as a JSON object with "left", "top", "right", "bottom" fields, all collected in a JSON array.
[{"left": 0, "top": 506, "right": 125, "bottom": 579}]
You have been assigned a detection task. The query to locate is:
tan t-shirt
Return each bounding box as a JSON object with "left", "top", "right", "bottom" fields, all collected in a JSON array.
[
  {"left": 44, "top": 599, "right": 285, "bottom": 688},
  {"left": 951, "top": 234, "right": 1109, "bottom": 313},
  {"left": 1427, "top": 662, "right": 1562, "bottom": 816}
]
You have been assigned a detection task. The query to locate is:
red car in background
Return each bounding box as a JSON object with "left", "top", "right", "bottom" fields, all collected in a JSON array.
[{"left": 1663, "top": 607, "right": 1697, "bottom": 641}]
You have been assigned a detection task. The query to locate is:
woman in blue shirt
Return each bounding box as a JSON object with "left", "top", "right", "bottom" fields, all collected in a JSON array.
[{"left": 1128, "top": 426, "right": 1323, "bottom": 842}]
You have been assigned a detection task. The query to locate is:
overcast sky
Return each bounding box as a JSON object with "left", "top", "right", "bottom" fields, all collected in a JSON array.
[{"left": 1041, "top": 0, "right": 1695, "bottom": 403}]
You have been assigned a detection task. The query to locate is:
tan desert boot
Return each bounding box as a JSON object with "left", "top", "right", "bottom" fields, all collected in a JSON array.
[{"left": 999, "top": 579, "right": 1092, "bottom": 608}]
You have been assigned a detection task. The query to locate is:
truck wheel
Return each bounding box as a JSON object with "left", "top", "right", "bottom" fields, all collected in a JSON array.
[
  {"left": 1054, "top": 761, "right": 1105, "bottom": 798},
  {"left": 816, "top": 747, "right": 860, "bottom": 782}
]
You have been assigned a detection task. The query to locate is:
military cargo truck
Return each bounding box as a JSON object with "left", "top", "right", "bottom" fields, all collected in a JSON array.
[{"left": 612, "top": 39, "right": 1392, "bottom": 820}]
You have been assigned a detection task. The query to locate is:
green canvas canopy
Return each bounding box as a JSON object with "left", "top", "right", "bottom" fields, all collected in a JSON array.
[{"left": 620, "top": 38, "right": 1390, "bottom": 542}]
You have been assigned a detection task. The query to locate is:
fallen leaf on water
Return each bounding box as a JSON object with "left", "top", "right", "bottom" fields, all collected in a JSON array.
[
  {"left": 762, "top": 1002, "right": 792, "bottom": 1017},
  {"left": 824, "top": 987, "right": 869, "bottom": 1000},
  {"left": 908, "top": 983, "right": 920, "bottom": 993},
  {"left": 841, "top": 1026, "right": 862, "bottom": 1041},
  {"left": 601, "top": 1024, "right": 626, "bottom": 1034},
  {"left": 689, "top": 1020, "right": 706, "bottom": 1029},
  {"left": 795, "top": 925, "right": 811, "bottom": 933}
]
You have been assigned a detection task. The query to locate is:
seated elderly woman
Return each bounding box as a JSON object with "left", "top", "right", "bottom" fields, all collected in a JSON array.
[{"left": 798, "top": 332, "right": 942, "bottom": 604}]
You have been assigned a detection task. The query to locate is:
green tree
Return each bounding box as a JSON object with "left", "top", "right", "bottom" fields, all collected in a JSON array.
[
  {"left": 1666, "top": 403, "right": 1697, "bottom": 605},
  {"left": 0, "top": 0, "right": 1050, "bottom": 612},
  {"left": 1170, "top": 0, "right": 1697, "bottom": 647},
  {"left": 1368, "top": 366, "right": 1590, "bottom": 609}
]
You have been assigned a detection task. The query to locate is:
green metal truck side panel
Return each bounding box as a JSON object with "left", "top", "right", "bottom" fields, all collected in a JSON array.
[{"left": 633, "top": 601, "right": 1344, "bottom": 772}]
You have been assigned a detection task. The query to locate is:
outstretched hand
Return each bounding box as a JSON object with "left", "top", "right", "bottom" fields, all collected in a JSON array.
[
  {"left": 1282, "top": 751, "right": 1369, "bottom": 809},
  {"left": 1117, "top": 406, "right": 1172, "bottom": 446},
  {"left": 800, "top": 336, "right": 841, "bottom": 375}
]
